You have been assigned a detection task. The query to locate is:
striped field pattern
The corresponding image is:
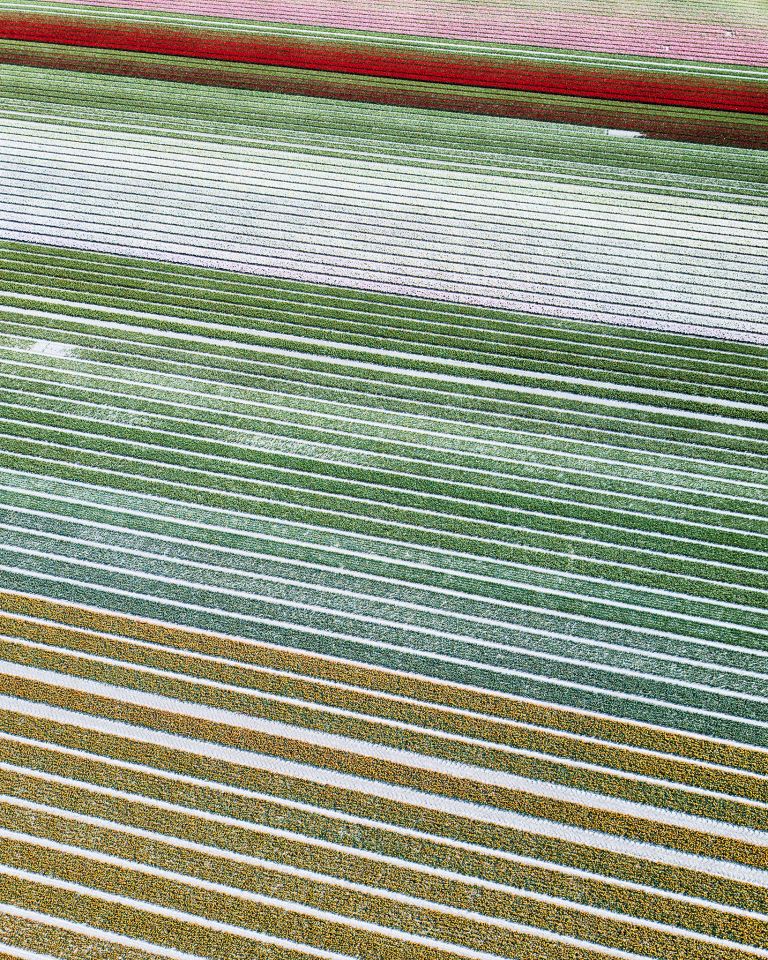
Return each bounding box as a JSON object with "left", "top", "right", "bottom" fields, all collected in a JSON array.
[
  {"left": 3, "top": 0, "right": 768, "bottom": 66},
  {"left": 5, "top": 0, "right": 768, "bottom": 62},
  {"left": 0, "top": 11, "right": 767, "bottom": 960},
  {"left": 1, "top": 0, "right": 767, "bottom": 116}
]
